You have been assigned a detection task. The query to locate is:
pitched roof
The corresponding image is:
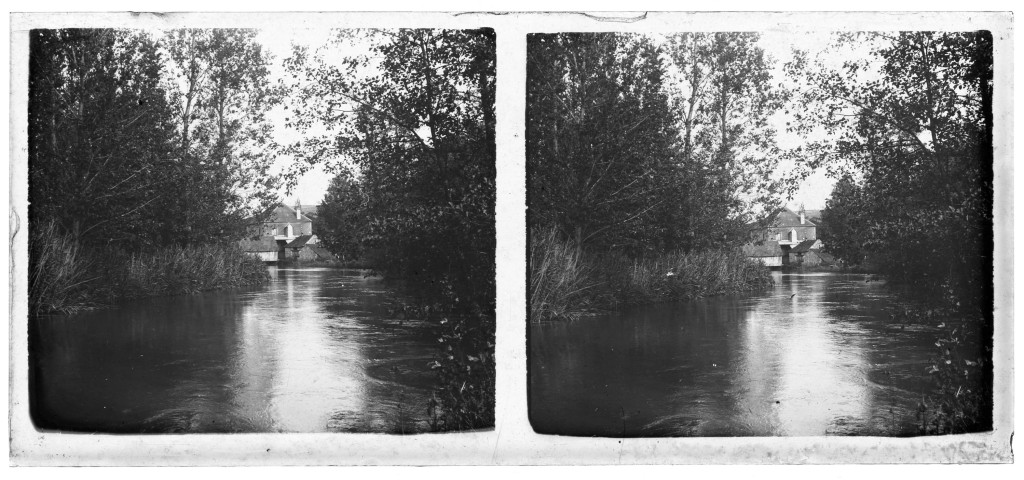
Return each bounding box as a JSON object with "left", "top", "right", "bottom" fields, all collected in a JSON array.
[
  {"left": 305, "top": 245, "right": 335, "bottom": 260},
  {"left": 774, "top": 208, "right": 816, "bottom": 228},
  {"left": 285, "top": 234, "right": 314, "bottom": 248},
  {"left": 790, "top": 239, "right": 820, "bottom": 253},
  {"left": 269, "top": 204, "right": 312, "bottom": 224}
]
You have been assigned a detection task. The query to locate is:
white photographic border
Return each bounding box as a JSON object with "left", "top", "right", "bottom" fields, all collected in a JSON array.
[{"left": 6, "top": 9, "right": 1014, "bottom": 465}]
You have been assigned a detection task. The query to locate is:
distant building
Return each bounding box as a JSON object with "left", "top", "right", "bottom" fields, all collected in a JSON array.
[
  {"left": 744, "top": 207, "right": 824, "bottom": 267},
  {"left": 283, "top": 234, "right": 334, "bottom": 262},
  {"left": 768, "top": 207, "right": 816, "bottom": 246},
  {"left": 263, "top": 203, "right": 314, "bottom": 241},
  {"left": 241, "top": 202, "right": 334, "bottom": 263}
]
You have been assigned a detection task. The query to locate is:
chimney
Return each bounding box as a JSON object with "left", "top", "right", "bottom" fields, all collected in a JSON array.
[
  {"left": 799, "top": 211, "right": 805, "bottom": 224},
  {"left": 295, "top": 204, "right": 301, "bottom": 219}
]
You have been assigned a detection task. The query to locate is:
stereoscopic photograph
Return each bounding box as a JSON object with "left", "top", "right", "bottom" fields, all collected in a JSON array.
[
  {"left": 10, "top": 9, "right": 1013, "bottom": 467},
  {"left": 527, "top": 30, "right": 996, "bottom": 437},
  {"left": 26, "top": 26, "right": 496, "bottom": 434}
]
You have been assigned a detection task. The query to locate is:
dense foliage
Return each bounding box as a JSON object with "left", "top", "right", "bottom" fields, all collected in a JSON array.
[
  {"left": 528, "top": 33, "right": 790, "bottom": 255},
  {"left": 29, "top": 29, "right": 281, "bottom": 250},
  {"left": 284, "top": 29, "right": 496, "bottom": 430},
  {"left": 527, "top": 32, "right": 784, "bottom": 320},
  {"left": 527, "top": 33, "right": 677, "bottom": 253},
  {"left": 817, "top": 176, "right": 869, "bottom": 265},
  {"left": 800, "top": 32, "right": 993, "bottom": 312},
  {"left": 285, "top": 29, "right": 495, "bottom": 310},
  {"left": 316, "top": 174, "right": 368, "bottom": 263},
  {"left": 30, "top": 29, "right": 178, "bottom": 248},
  {"left": 662, "top": 32, "right": 792, "bottom": 251},
  {"left": 28, "top": 28, "right": 280, "bottom": 313}
]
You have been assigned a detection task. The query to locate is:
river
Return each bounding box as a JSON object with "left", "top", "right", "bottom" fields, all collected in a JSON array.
[
  {"left": 530, "top": 271, "right": 958, "bottom": 436},
  {"left": 30, "top": 267, "right": 441, "bottom": 433}
]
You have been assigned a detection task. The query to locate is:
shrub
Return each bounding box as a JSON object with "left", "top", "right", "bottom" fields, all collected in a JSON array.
[
  {"left": 529, "top": 227, "right": 773, "bottom": 322},
  {"left": 427, "top": 311, "right": 495, "bottom": 432},
  {"left": 601, "top": 249, "right": 774, "bottom": 305},
  {"left": 917, "top": 312, "right": 992, "bottom": 434},
  {"left": 108, "top": 244, "right": 269, "bottom": 300},
  {"left": 29, "top": 222, "right": 270, "bottom": 315}
]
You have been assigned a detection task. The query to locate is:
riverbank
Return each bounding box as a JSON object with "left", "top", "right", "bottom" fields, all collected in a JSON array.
[
  {"left": 30, "top": 221, "right": 270, "bottom": 315},
  {"left": 371, "top": 272, "right": 495, "bottom": 432},
  {"left": 884, "top": 297, "right": 993, "bottom": 435},
  {"left": 529, "top": 229, "right": 773, "bottom": 322}
]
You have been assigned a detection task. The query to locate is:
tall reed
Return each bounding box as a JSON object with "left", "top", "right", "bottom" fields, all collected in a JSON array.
[
  {"left": 29, "top": 223, "right": 270, "bottom": 315},
  {"left": 529, "top": 227, "right": 598, "bottom": 322},
  {"left": 29, "top": 220, "right": 96, "bottom": 315}
]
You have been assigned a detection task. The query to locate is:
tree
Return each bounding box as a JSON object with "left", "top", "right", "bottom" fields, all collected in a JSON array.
[
  {"left": 662, "top": 32, "right": 792, "bottom": 251},
  {"left": 818, "top": 176, "right": 868, "bottom": 265},
  {"left": 527, "top": 33, "right": 678, "bottom": 253},
  {"left": 791, "top": 31, "right": 993, "bottom": 309},
  {"left": 284, "top": 28, "right": 496, "bottom": 313},
  {"left": 316, "top": 173, "right": 368, "bottom": 262},
  {"left": 29, "top": 29, "right": 179, "bottom": 248},
  {"left": 160, "top": 29, "right": 283, "bottom": 246}
]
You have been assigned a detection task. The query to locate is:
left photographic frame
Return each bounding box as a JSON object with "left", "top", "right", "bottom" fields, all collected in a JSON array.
[{"left": 19, "top": 21, "right": 495, "bottom": 437}]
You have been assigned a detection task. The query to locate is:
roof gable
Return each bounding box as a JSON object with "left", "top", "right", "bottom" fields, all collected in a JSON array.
[
  {"left": 270, "top": 204, "right": 312, "bottom": 224},
  {"left": 773, "top": 208, "right": 816, "bottom": 227}
]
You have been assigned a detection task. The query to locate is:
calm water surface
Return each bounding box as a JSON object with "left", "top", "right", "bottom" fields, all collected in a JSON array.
[
  {"left": 530, "top": 272, "right": 945, "bottom": 436},
  {"left": 30, "top": 267, "right": 438, "bottom": 433}
]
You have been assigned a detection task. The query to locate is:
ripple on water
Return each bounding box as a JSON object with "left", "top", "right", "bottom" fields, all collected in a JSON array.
[{"left": 530, "top": 272, "right": 946, "bottom": 437}]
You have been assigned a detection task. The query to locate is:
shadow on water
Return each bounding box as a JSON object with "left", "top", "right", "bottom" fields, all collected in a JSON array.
[
  {"left": 30, "top": 266, "right": 442, "bottom": 433},
  {"left": 529, "top": 272, "right": 952, "bottom": 437}
]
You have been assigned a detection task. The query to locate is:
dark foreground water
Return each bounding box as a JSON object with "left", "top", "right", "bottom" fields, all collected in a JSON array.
[
  {"left": 30, "top": 267, "right": 440, "bottom": 433},
  {"left": 530, "top": 272, "right": 957, "bottom": 437}
]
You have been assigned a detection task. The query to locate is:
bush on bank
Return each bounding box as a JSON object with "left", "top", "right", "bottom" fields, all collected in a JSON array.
[
  {"left": 29, "top": 221, "right": 269, "bottom": 315},
  {"left": 530, "top": 228, "right": 773, "bottom": 322}
]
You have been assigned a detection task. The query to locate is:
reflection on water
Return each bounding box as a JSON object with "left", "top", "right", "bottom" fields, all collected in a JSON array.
[
  {"left": 530, "top": 272, "right": 940, "bottom": 436},
  {"left": 30, "top": 267, "right": 438, "bottom": 433}
]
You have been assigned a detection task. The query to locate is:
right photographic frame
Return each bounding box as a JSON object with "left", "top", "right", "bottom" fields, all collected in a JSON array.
[{"left": 526, "top": 29, "right": 1001, "bottom": 438}]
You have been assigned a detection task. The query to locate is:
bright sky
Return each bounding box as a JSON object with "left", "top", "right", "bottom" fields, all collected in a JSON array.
[
  {"left": 758, "top": 31, "right": 839, "bottom": 211},
  {"left": 253, "top": 29, "right": 855, "bottom": 210},
  {"left": 255, "top": 28, "right": 336, "bottom": 207}
]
